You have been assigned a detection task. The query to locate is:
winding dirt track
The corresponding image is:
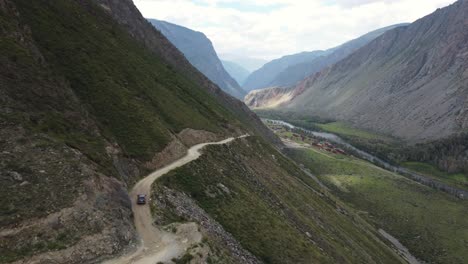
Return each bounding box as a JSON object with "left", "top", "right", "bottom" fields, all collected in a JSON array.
[{"left": 104, "top": 135, "right": 248, "bottom": 264}]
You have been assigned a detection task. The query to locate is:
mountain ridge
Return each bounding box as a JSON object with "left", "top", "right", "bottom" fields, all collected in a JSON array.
[
  {"left": 243, "top": 50, "right": 329, "bottom": 91},
  {"left": 246, "top": 0, "right": 468, "bottom": 142},
  {"left": 269, "top": 23, "right": 410, "bottom": 89},
  {"left": 243, "top": 23, "right": 408, "bottom": 92},
  {"left": 149, "top": 19, "right": 247, "bottom": 99}
]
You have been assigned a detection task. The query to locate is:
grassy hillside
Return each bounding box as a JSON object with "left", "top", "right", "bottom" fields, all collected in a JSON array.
[
  {"left": 1, "top": 0, "right": 249, "bottom": 262},
  {"left": 14, "top": 0, "right": 240, "bottom": 160},
  {"left": 153, "top": 137, "right": 404, "bottom": 264},
  {"left": 287, "top": 147, "right": 468, "bottom": 263}
]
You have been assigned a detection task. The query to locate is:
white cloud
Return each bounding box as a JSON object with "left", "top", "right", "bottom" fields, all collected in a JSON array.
[{"left": 133, "top": 0, "right": 456, "bottom": 60}]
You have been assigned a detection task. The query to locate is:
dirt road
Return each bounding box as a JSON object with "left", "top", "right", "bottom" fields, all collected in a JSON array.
[{"left": 105, "top": 135, "right": 248, "bottom": 264}]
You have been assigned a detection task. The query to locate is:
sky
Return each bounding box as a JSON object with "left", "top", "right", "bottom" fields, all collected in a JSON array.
[{"left": 133, "top": 0, "right": 455, "bottom": 62}]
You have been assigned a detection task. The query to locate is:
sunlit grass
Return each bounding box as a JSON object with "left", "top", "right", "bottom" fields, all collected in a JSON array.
[
  {"left": 317, "top": 122, "right": 393, "bottom": 141},
  {"left": 288, "top": 147, "right": 468, "bottom": 264}
]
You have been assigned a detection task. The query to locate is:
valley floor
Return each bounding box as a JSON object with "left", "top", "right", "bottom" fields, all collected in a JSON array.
[{"left": 273, "top": 123, "right": 468, "bottom": 263}]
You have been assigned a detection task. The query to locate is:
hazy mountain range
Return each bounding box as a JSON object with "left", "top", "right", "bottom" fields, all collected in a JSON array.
[
  {"left": 219, "top": 55, "right": 267, "bottom": 72},
  {"left": 221, "top": 60, "right": 251, "bottom": 85}
]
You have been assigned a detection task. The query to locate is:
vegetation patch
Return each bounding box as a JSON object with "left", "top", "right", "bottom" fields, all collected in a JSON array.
[
  {"left": 316, "top": 122, "right": 393, "bottom": 141},
  {"left": 14, "top": 0, "right": 237, "bottom": 160},
  {"left": 156, "top": 137, "right": 402, "bottom": 264},
  {"left": 258, "top": 111, "right": 468, "bottom": 187},
  {"left": 401, "top": 161, "right": 468, "bottom": 189},
  {"left": 287, "top": 147, "right": 468, "bottom": 264}
]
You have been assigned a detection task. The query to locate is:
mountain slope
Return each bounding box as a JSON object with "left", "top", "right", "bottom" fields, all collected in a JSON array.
[
  {"left": 243, "top": 50, "right": 328, "bottom": 91},
  {"left": 222, "top": 60, "right": 250, "bottom": 85},
  {"left": 270, "top": 23, "right": 409, "bottom": 88},
  {"left": 87, "top": 2, "right": 279, "bottom": 145},
  {"left": 154, "top": 137, "right": 404, "bottom": 263},
  {"left": 149, "top": 19, "right": 246, "bottom": 99},
  {"left": 0, "top": 0, "right": 405, "bottom": 263},
  {"left": 269, "top": 0, "right": 468, "bottom": 142},
  {"left": 0, "top": 0, "right": 256, "bottom": 262},
  {"left": 243, "top": 24, "right": 407, "bottom": 92}
]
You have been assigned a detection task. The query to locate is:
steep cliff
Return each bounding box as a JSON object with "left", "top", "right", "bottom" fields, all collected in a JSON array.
[{"left": 149, "top": 19, "right": 246, "bottom": 99}]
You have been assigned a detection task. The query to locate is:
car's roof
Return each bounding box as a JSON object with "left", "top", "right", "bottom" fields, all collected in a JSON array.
[{"left": 137, "top": 194, "right": 146, "bottom": 197}]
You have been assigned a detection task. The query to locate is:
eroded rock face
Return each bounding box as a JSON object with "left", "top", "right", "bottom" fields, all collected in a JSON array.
[
  {"left": 6, "top": 176, "right": 137, "bottom": 264},
  {"left": 0, "top": 124, "right": 138, "bottom": 263},
  {"left": 244, "top": 87, "right": 295, "bottom": 109},
  {"left": 145, "top": 129, "right": 222, "bottom": 171}
]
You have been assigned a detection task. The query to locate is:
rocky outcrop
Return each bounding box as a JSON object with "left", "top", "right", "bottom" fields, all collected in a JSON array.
[
  {"left": 153, "top": 187, "right": 262, "bottom": 264},
  {"left": 177, "top": 128, "right": 221, "bottom": 147},
  {"left": 244, "top": 86, "right": 296, "bottom": 109},
  {"left": 145, "top": 129, "right": 222, "bottom": 171},
  {"left": 6, "top": 175, "right": 136, "bottom": 264}
]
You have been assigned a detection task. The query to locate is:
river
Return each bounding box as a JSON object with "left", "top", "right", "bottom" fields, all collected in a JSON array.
[{"left": 265, "top": 119, "right": 468, "bottom": 200}]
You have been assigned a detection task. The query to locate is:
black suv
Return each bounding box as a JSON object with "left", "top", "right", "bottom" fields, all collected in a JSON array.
[{"left": 137, "top": 194, "right": 146, "bottom": 205}]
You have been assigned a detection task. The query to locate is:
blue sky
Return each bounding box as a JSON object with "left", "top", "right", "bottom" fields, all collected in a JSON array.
[{"left": 134, "top": 0, "right": 455, "bottom": 62}]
